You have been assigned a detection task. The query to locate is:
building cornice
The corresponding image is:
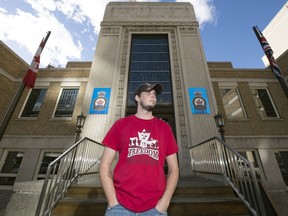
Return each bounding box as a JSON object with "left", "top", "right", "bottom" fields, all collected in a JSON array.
[{"left": 211, "top": 77, "right": 278, "bottom": 83}]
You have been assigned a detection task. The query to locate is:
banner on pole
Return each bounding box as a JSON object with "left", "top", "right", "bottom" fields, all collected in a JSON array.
[
  {"left": 89, "top": 88, "right": 111, "bottom": 114},
  {"left": 189, "top": 88, "right": 211, "bottom": 114}
]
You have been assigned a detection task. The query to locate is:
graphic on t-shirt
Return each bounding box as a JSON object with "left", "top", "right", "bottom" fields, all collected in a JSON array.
[{"left": 128, "top": 129, "right": 159, "bottom": 160}]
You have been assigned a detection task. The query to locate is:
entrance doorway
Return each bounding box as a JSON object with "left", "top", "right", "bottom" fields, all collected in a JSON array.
[{"left": 126, "top": 34, "right": 176, "bottom": 135}]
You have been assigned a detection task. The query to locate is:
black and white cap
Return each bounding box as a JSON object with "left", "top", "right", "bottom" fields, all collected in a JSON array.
[{"left": 134, "top": 83, "right": 162, "bottom": 96}]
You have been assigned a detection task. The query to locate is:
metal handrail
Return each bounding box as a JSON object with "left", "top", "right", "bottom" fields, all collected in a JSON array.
[
  {"left": 189, "top": 137, "right": 266, "bottom": 216},
  {"left": 35, "top": 137, "right": 104, "bottom": 216}
]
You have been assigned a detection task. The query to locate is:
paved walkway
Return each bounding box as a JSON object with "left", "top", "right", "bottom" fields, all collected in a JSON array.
[{"left": 78, "top": 175, "right": 227, "bottom": 187}]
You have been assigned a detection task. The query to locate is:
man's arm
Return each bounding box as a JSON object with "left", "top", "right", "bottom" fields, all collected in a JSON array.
[
  {"left": 156, "top": 153, "right": 179, "bottom": 212},
  {"left": 99, "top": 146, "right": 119, "bottom": 207}
]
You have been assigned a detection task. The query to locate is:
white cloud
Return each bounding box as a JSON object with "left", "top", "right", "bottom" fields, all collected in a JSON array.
[
  {"left": 0, "top": 0, "right": 217, "bottom": 67},
  {"left": 25, "top": 0, "right": 57, "bottom": 14},
  {"left": 0, "top": 6, "right": 82, "bottom": 67},
  {"left": 55, "top": 0, "right": 109, "bottom": 34},
  {"left": 177, "top": 0, "right": 217, "bottom": 28}
]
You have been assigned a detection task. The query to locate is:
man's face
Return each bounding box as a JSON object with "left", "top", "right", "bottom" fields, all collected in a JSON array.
[{"left": 136, "top": 90, "right": 157, "bottom": 112}]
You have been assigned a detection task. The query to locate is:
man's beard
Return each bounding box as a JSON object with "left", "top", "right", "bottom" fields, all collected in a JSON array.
[{"left": 140, "top": 101, "right": 155, "bottom": 112}]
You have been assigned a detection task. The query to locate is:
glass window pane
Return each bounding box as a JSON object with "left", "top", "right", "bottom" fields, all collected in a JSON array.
[
  {"left": 54, "top": 89, "right": 79, "bottom": 117},
  {"left": 238, "top": 150, "right": 264, "bottom": 179},
  {"left": 1, "top": 151, "right": 24, "bottom": 174},
  {"left": 220, "top": 88, "right": 246, "bottom": 119},
  {"left": 238, "top": 151, "right": 257, "bottom": 167},
  {"left": 39, "top": 152, "right": 62, "bottom": 174},
  {"left": 0, "top": 177, "right": 16, "bottom": 186},
  {"left": 275, "top": 151, "right": 288, "bottom": 186},
  {"left": 21, "top": 89, "right": 47, "bottom": 117},
  {"left": 251, "top": 88, "right": 278, "bottom": 118},
  {"left": 128, "top": 35, "right": 172, "bottom": 106}
]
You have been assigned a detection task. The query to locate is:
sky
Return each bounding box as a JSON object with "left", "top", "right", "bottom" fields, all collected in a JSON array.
[{"left": 0, "top": 0, "right": 287, "bottom": 69}]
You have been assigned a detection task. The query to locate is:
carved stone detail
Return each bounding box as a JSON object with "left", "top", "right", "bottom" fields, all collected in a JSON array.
[
  {"left": 179, "top": 27, "right": 197, "bottom": 34},
  {"left": 101, "top": 27, "right": 120, "bottom": 35},
  {"left": 169, "top": 30, "right": 188, "bottom": 147},
  {"left": 115, "top": 28, "right": 129, "bottom": 116},
  {"left": 106, "top": 5, "right": 194, "bottom": 21}
]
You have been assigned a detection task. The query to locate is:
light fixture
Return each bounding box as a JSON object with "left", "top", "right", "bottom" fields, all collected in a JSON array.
[
  {"left": 214, "top": 112, "right": 225, "bottom": 142},
  {"left": 76, "top": 113, "right": 86, "bottom": 129},
  {"left": 75, "top": 113, "right": 86, "bottom": 142},
  {"left": 214, "top": 112, "right": 224, "bottom": 128}
]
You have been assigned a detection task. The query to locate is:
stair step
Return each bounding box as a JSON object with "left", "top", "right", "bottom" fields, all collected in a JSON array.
[
  {"left": 173, "top": 186, "right": 234, "bottom": 196},
  {"left": 56, "top": 195, "right": 241, "bottom": 203},
  {"left": 171, "top": 196, "right": 243, "bottom": 203},
  {"left": 52, "top": 177, "right": 250, "bottom": 216},
  {"left": 169, "top": 197, "right": 249, "bottom": 216},
  {"left": 53, "top": 196, "right": 248, "bottom": 216},
  {"left": 65, "top": 186, "right": 106, "bottom": 198},
  {"left": 66, "top": 185, "right": 235, "bottom": 198}
]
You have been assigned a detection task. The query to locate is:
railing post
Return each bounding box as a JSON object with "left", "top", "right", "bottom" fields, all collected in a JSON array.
[
  {"left": 35, "top": 137, "right": 104, "bottom": 216},
  {"left": 189, "top": 137, "right": 268, "bottom": 216},
  {"left": 250, "top": 167, "right": 267, "bottom": 216},
  {"left": 35, "top": 165, "right": 53, "bottom": 216}
]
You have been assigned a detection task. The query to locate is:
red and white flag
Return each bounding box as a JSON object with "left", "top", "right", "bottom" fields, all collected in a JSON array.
[{"left": 23, "top": 31, "right": 51, "bottom": 88}]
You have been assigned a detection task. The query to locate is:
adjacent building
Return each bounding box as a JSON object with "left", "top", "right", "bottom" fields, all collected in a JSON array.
[{"left": 262, "top": 1, "right": 288, "bottom": 67}]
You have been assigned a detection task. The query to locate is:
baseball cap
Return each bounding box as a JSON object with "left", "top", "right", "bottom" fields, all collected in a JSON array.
[{"left": 134, "top": 83, "right": 162, "bottom": 96}]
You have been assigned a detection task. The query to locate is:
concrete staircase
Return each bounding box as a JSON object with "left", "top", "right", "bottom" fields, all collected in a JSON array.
[{"left": 52, "top": 177, "right": 250, "bottom": 216}]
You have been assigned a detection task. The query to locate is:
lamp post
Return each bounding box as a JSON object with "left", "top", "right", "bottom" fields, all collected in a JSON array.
[
  {"left": 75, "top": 113, "right": 86, "bottom": 142},
  {"left": 214, "top": 112, "right": 231, "bottom": 177},
  {"left": 214, "top": 112, "right": 225, "bottom": 142}
]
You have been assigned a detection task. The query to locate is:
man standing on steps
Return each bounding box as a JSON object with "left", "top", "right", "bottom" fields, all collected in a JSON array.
[{"left": 99, "top": 83, "right": 179, "bottom": 216}]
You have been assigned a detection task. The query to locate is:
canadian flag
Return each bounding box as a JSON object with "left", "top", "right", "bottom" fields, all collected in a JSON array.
[{"left": 23, "top": 31, "right": 51, "bottom": 88}]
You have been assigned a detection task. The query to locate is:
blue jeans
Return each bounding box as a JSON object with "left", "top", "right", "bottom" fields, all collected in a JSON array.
[{"left": 105, "top": 204, "right": 168, "bottom": 216}]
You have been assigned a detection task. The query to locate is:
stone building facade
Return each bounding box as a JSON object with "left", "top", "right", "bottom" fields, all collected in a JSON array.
[
  {"left": 0, "top": 41, "right": 90, "bottom": 185},
  {"left": 0, "top": 2, "right": 288, "bottom": 215}
]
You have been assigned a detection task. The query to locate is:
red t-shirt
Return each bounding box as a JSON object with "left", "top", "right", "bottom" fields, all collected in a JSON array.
[{"left": 102, "top": 115, "right": 178, "bottom": 212}]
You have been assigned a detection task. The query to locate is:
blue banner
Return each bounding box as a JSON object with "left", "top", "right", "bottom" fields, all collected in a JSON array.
[
  {"left": 189, "top": 88, "right": 211, "bottom": 114},
  {"left": 89, "top": 88, "right": 111, "bottom": 114}
]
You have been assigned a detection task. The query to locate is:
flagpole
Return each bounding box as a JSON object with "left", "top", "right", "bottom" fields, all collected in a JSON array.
[
  {"left": 0, "top": 31, "right": 51, "bottom": 142},
  {"left": 0, "top": 83, "right": 25, "bottom": 142},
  {"left": 278, "top": 77, "right": 288, "bottom": 98}
]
